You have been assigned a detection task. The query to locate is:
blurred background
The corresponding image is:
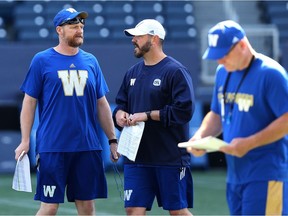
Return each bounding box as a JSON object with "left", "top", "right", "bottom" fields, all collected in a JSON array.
[{"left": 0, "top": 0, "right": 286, "bottom": 214}]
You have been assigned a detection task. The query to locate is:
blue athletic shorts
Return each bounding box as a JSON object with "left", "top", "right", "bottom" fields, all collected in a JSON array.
[
  {"left": 123, "top": 164, "right": 193, "bottom": 211},
  {"left": 34, "top": 151, "right": 107, "bottom": 203},
  {"left": 227, "top": 180, "right": 288, "bottom": 215}
]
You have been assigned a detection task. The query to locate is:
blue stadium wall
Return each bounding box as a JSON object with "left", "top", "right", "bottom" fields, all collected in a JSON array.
[{"left": 0, "top": 42, "right": 200, "bottom": 105}]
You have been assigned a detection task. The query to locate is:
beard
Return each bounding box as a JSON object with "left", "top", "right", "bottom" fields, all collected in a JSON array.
[
  {"left": 134, "top": 40, "right": 152, "bottom": 58},
  {"left": 67, "top": 35, "right": 83, "bottom": 48},
  {"left": 62, "top": 31, "right": 83, "bottom": 48}
]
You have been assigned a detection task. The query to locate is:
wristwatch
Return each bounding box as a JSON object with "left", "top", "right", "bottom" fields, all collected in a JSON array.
[
  {"left": 145, "top": 111, "right": 151, "bottom": 121},
  {"left": 108, "top": 139, "right": 118, "bottom": 145}
]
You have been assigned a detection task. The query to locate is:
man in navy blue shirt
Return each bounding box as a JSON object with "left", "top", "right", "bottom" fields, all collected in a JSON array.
[{"left": 113, "top": 19, "right": 195, "bottom": 215}]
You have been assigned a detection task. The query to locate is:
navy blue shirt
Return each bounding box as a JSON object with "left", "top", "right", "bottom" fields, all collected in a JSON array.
[{"left": 114, "top": 56, "right": 195, "bottom": 166}]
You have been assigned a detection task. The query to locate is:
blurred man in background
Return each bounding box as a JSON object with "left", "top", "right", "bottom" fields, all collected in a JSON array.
[{"left": 187, "top": 20, "right": 288, "bottom": 215}]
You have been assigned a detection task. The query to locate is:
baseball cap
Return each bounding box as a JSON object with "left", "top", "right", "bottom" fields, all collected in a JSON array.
[
  {"left": 202, "top": 20, "right": 246, "bottom": 60},
  {"left": 53, "top": 8, "right": 88, "bottom": 27},
  {"left": 124, "top": 19, "right": 166, "bottom": 40}
]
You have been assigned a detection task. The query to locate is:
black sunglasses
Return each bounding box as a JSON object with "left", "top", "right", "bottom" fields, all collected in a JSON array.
[{"left": 59, "top": 17, "right": 85, "bottom": 26}]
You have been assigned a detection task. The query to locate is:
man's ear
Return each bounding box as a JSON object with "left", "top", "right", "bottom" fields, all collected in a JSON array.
[
  {"left": 238, "top": 39, "right": 246, "bottom": 49},
  {"left": 56, "top": 26, "right": 62, "bottom": 35},
  {"left": 152, "top": 35, "right": 161, "bottom": 45}
]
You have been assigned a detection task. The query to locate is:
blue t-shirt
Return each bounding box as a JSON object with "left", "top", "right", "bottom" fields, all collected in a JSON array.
[
  {"left": 21, "top": 48, "right": 109, "bottom": 153},
  {"left": 211, "top": 53, "right": 288, "bottom": 184},
  {"left": 114, "top": 56, "right": 195, "bottom": 166}
]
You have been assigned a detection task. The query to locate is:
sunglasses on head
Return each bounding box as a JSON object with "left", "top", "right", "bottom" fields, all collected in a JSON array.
[{"left": 59, "top": 17, "right": 85, "bottom": 26}]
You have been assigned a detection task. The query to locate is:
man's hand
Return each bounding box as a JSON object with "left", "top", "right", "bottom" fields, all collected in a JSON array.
[
  {"left": 185, "top": 137, "right": 206, "bottom": 157},
  {"left": 110, "top": 143, "right": 121, "bottom": 162},
  {"left": 115, "top": 110, "right": 130, "bottom": 127},
  {"left": 186, "top": 146, "right": 206, "bottom": 157},
  {"left": 220, "top": 137, "right": 251, "bottom": 157},
  {"left": 127, "top": 112, "right": 147, "bottom": 126},
  {"left": 15, "top": 141, "right": 29, "bottom": 161}
]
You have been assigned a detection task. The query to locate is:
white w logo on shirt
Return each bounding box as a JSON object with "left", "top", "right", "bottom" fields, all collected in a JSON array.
[
  {"left": 43, "top": 185, "right": 56, "bottom": 197},
  {"left": 58, "top": 70, "right": 88, "bottom": 96},
  {"left": 130, "top": 78, "right": 136, "bottom": 86},
  {"left": 235, "top": 94, "right": 253, "bottom": 112},
  {"left": 237, "top": 98, "right": 253, "bottom": 112}
]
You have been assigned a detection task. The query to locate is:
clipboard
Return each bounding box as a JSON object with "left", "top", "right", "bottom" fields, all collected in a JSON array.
[{"left": 178, "top": 136, "right": 228, "bottom": 152}]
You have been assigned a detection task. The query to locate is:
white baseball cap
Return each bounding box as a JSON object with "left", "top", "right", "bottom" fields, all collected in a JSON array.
[{"left": 124, "top": 19, "right": 166, "bottom": 40}]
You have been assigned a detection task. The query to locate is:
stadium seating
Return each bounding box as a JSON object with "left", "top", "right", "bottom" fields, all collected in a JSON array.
[
  {"left": 0, "top": 1, "right": 15, "bottom": 42},
  {"left": 0, "top": 16, "right": 8, "bottom": 41},
  {"left": 259, "top": 1, "right": 288, "bottom": 43},
  {"left": 6, "top": 0, "right": 197, "bottom": 43},
  {"left": 12, "top": 1, "right": 71, "bottom": 41}
]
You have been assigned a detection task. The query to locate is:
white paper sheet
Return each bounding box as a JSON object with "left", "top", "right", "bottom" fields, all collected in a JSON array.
[
  {"left": 12, "top": 151, "right": 32, "bottom": 192},
  {"left": 117, "top": 122, "right": 145, "bottom": 161},
  {"left": 178, "top": 136, "right": 228, "bottom": 152}
]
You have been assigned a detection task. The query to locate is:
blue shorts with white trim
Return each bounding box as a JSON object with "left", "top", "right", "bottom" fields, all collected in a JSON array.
[{"left": 123, "top": 164, "right": 193, "bottom": 211}]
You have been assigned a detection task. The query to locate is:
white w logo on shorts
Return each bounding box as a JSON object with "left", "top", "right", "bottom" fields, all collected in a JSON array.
[
  {"left": 58, "top": 70, "right": 88, "bottom": 96},
  {"left": 43, "top": 185, "right": 56, "bottom": 197},
  {"left": 124, "top": 189, "right": 133, "bottom": 201}
]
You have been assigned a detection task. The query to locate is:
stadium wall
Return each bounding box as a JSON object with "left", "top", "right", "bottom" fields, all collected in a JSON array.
[{"left": 0, "top": 42, "right": 201, "bottom": 106}]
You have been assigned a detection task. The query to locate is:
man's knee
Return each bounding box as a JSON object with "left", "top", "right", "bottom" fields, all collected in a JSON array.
[
  {"left": 126, "top": 207, "right": 146, "bottom": 215},
  {"left": 75, "top": 200, "right": 95, "bottom": 215},
  {"left": 36, "top": 202, "right": 59, "bottom": 215},
  {"left": 169, "top": 208, "right": 193, "bottom": 216}
]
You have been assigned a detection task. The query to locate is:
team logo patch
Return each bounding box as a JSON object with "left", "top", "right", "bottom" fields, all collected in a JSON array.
[
  {"left": 153, "top": 79, "right": 161, "bottom": 86},
  {"left": 130, "top": 78, "right": 136, "bottom": 86}
]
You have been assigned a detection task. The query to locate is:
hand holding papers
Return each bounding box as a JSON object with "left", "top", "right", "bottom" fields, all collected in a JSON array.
[
  {"left": 12, "top": 151, "right": 32, "bottom": 192},
  {"left": 178, "top": 136, "right": 228, "bottom": 153},
  {"left": 117, "top": 122, "right": 145, "bottom": 161}
]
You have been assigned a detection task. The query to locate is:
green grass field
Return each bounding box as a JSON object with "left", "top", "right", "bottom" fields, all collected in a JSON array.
[{"left": 0, "top": 168, "right": 229, "bottom": 215}]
